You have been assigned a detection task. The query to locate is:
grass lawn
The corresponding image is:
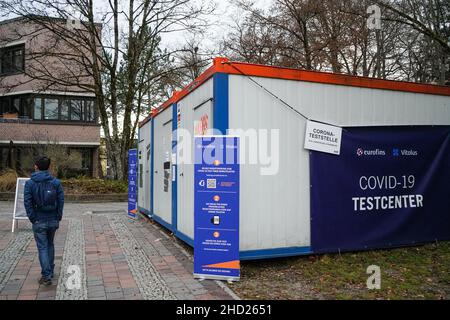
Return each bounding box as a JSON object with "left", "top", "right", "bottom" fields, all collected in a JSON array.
[{"left": 228, "top": 241, "right": 450, "bottom": 300}]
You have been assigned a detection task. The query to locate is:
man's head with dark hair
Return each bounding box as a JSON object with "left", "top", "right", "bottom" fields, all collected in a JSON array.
[{"left": 34, "top": 156, "right": 51, "bottom": 171}]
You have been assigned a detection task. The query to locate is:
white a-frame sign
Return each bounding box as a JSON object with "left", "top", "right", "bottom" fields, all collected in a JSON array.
[{"left": 11, "top": 178, "right": 30, "bottom": 232}]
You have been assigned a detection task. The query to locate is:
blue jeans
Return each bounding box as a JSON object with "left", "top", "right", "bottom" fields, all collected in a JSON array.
[{"left": 32, "top": 220, "right": 59, "bottom": 280}]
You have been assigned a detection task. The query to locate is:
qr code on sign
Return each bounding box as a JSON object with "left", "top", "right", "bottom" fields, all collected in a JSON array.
[{"left": 207, "top": 179, "right": 216, "bottom": 189}]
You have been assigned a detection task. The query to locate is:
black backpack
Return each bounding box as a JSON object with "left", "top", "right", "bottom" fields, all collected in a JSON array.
[{"left": 34, "top": 180, "right": 58, "bottom": 212}]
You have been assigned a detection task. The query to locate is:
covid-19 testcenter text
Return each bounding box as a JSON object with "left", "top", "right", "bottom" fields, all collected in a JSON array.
[{"left": 352, "top": 175, "right": 424, "bottom": 212}]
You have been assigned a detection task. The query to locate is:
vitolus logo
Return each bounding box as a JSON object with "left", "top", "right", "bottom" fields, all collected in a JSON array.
[
  {"left": 393, "top": 148, "right": 400, "bottom": 157},
  {"left": 393, "top": 148, "right": 418, "bottom": 156},
  {"left": 357, "top": 148, "right": 386, "bottom": 156}
]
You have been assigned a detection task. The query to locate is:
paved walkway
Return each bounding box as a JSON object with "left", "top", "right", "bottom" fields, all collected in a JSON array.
[{"left": 0, "top": 202, "right": 238, "bottom": 300}]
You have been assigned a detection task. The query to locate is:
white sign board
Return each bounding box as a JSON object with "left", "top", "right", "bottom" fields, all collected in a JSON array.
[
  {"left": 304, "top": 120, "right": 342, "bottom": 155},
  {"left": 11, "top": 178, "right": 30, "bottom": 232}
]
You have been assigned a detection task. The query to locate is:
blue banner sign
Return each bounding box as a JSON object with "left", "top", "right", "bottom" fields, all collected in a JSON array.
[
  {"left": 128, "top": 149, "right": 138, "bottom": 218},
  {"left": 310, "top": 126, "right": 450, "bottom": 253},
  {"left": 194, "top": 136, "right": 240, "bottom": 281}
]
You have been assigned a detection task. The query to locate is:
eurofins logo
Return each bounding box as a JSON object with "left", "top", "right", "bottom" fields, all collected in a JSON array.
[
  {"left": 356, "top": 148, "right": 386, "bottom": 156},
  {"left": 357, "top": 148, "right": 364, "bottom": 156}
]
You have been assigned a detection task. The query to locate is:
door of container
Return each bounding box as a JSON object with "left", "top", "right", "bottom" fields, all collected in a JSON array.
[
  {"left": 144, "top": 139, "right": 151, "bottom": 213},
  {"left": 153, "top": 107, "right": 173, "bottom": 226},
  {"left": 177, "top": 99, "right": 213, "bottom": 239},
  {"left": 137, "top": 121, "right": 151, "bottom": 213},
  {"left": 138, "top": 132, "right": 144, "bottom": 209}
]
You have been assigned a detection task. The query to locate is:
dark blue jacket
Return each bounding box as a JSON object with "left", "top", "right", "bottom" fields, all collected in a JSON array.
[{"left": 24, "top": 171, "right": 64, "bottom": 224}]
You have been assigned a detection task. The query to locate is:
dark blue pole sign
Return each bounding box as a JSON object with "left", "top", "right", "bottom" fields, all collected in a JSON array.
[
  {"left": 194, "top": 136, "right": 240, "bottom": 281},
  {"left": 128, "top": 149, "right": 138, "bottom": 218}
]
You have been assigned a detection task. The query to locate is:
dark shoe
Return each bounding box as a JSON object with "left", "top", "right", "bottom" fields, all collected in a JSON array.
[
  {"left": 43, "top": 279, "right": 52, "bottom": 286},
  {"left": 38, "top": 277, "right": 52, "bottom": 286}
]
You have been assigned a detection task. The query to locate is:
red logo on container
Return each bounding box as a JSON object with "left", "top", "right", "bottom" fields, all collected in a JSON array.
[{"left": 195, "top": 114, "right": 209, "bottom": 135}]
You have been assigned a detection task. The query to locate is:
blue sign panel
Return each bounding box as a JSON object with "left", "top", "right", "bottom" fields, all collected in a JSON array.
[
  {"left": 310, "top": 126, "right": 450, "bottom": 253},
  {"left": 194, "top": 136, "right": 240, "bottom": 280},
  {"left": 128, "top": 149, "right": 138, "bottom": 218}
]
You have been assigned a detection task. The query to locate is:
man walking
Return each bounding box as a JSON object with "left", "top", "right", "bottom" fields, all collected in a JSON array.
[{"left": 24, "top": 156, "right": 64, "bottom": 286}]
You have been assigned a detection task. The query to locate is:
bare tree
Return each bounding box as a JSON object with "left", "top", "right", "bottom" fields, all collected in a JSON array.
[
  {"left": 222, "top": 0, "right": 325, "bottom": 70},
  {"left": 221, "top": 12, "right": 284, "bottom": 65},
  {"left": 221, "top": 0, "right": 449, "bottom": 84},
  {"left": 0, "top": 0, "right": 214, "bottom": 180},
  {"left": 377, "top": 0, "right": 450, "bottom": 84},
  {"left": 377, "top": 0, "right": 450, "bottom": 54},
  {"left": 175, "top": 36, "right": 213, "bottom": 82}
]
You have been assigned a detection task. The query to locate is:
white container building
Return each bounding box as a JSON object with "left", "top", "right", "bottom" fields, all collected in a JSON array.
[{"left": 137, "top": 57, "right": 450, "bottom": 259}]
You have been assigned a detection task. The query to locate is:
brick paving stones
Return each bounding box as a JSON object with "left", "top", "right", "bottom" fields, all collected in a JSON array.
[
  {"left": 0, "top": 230, "right": 33, "bottom": 293},
  {"left": 0, "top": 201, "right": 238, "bottom": 300},
  {"left": 107, "top": 215, "right": 175, "bottom": 300}
]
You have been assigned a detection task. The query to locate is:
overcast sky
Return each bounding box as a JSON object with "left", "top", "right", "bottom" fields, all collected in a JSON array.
[
  {"left": 1, "top": 0, "right": 272, "bottom": 60},
  {"left": 156, "top": 0, "right": 272, "bottom": 54}
]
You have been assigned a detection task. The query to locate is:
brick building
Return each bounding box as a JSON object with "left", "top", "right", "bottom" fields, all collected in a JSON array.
[{"left": 0, "top": 16, "right": 101, "bottom": 177}]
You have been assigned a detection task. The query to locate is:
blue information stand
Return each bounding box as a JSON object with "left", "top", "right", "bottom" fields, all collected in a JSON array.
[
  {"left": 128, "top": 149, "right": 138, "bottom": 218},
  {"left": 194, "top": 136, "right": 240, "bottom": 281}
]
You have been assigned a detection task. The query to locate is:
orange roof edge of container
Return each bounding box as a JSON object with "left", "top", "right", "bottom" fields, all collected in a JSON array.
[{"left": 221, "top": 59, "right": 450, "bottom": 96}]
